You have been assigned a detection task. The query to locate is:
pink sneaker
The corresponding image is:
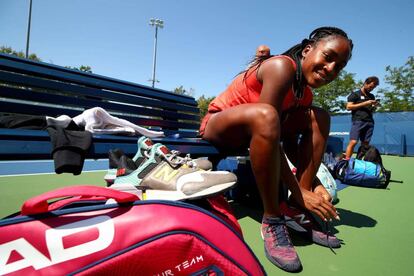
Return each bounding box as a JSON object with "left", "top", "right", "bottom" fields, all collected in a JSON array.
[
  {"left": 261, "top": 216, "right": 302, "bottom": 272},
  {"left": 280, "top": 201, "right": 342, "bottom": 249}
]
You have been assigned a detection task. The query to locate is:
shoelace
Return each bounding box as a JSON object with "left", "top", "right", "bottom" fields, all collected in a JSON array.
[
  {"left": 295, "top": 205, "right": 342, "bottom": 254},
  {"left": 324, "top": 220, "right": 343, "bottom": 254},
  {"left": 325, "top": 220, "right": 336, "bottom": 254},
  {"left": 267, "top": 219, "right": 295, "bottom": 246},
  {"left": 153, "top": 149, "right": 199, "bottom": 168},
  {"left": 142, "top": 147, "right": 200, "bottom": 169}
]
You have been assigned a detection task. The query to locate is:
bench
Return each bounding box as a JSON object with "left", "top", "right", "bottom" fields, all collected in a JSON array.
[
  {"left": 0, "top": 53, "right": 221, "bottom": 161},
  {"left": 0, "top": 53, "right": 342, "bottom": 167}
]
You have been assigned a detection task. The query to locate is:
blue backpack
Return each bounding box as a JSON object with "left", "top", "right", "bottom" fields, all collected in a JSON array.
[{"left": 334, "top": 158, "right": 390, "bottom": 188}]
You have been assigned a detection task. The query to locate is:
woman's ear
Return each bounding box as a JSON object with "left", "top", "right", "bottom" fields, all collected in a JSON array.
[{"left": 301, "top": 44, "right": 313, "bottom": 58}]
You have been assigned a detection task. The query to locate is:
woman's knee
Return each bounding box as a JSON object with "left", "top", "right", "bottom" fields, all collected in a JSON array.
[{"left": 250, "top": 104, "right": 280, "bottom": 141}]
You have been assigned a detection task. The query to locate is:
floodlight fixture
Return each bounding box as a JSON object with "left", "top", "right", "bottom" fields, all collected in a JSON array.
[{"left": 148, "top": 18, "right": 164, "bottom": 88}]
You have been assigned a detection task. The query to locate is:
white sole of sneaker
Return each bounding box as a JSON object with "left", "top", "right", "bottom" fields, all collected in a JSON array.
[
  {"left": 145, "top": 181, "right": 236, "bottom": 201},
  {"left": 104, "top": 170, "right": 116, "bottom": 184}
]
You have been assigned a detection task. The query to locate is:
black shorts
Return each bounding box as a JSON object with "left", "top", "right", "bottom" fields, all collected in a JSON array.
[{"left": 349, "top": 121, "right": 374, "bottom": 142}]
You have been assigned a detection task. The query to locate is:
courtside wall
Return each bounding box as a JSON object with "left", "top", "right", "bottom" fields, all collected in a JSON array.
[{"left": 330, "top": 111, "right": 414, "bottom": 156}]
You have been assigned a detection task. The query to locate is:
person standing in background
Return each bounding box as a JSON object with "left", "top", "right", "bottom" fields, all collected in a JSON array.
[
  {"left": 246, "top": 45, "right": 271, "bottom": 69},
  {"left": 344, "top": 76, "right": 380, "bottom": 159},
  {"left": 256, "top": 44, "right": 271, "bottom": 58}
]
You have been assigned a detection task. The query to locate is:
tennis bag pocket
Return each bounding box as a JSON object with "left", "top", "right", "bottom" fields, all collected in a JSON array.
[{"left": 0, "top": 186, "right": 265, "bottom": 276}]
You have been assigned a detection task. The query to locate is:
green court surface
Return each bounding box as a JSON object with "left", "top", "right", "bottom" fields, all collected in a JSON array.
[{"left": 0, "top": 155, "right": 413, "bottom": 275}]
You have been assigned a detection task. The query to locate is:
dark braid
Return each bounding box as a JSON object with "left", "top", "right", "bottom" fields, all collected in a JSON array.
[
  {"left": 283, "top": 26, "right": 353, "bottom": 99},
  {"left": 241, "top": 54, "right": 274, "bottom": 81}
]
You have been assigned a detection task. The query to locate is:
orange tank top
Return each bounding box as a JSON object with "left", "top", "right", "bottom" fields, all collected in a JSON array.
[{"left": 200, "top": 55, "right": 313, "bottom": 134}]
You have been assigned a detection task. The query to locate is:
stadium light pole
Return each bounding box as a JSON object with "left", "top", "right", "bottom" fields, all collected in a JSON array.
[
  {"left": 149, "top": 18, "right": 164, "bottom": 88},
  {"left": 25, "top": 0, "right": 33, "bottom": 59}
]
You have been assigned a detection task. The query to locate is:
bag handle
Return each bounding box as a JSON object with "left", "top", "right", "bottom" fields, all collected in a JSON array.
[{"left": 21, "top": 185, "right": 139, "bottom": 215}]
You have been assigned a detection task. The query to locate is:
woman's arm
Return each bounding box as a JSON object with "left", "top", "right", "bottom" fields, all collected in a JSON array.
[
  {"left": 280, "top": 146, "right": 339, "bottom": 221},
  {"left": 257, "top": 57, "right": 296, "bottom": 109}
]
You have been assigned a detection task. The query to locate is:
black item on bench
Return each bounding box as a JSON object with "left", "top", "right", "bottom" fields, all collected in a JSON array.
[
  {"left": 0, "top": 114, "right": 47, "bottom": 129},
  {"left": 0, "top": 114, "right": 92, "bottom": 174},
  {"left": 47, "top": 123, "right": 92, "bottom": 175}
]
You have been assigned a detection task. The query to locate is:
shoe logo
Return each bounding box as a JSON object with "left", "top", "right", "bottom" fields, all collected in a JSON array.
[
  {"left": 294, "top": 214, "right": 310, "bottom": 225},
  {"left": 154, "top": 163, "right": 179, "bottom": 182},
  {"left": 116, "top": 168, "right": 126, "bottom": 176},
  {"left": 159, "top": 146, "right": 170, "bottom": 155}
]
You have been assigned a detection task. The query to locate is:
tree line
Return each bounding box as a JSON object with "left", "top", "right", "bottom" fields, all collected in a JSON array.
[
  {"left": 0, "top": 46, "right": 92, "bottom": 73},
  {"left": 312, "top": 56, "right": 413, "bottom": 114}
]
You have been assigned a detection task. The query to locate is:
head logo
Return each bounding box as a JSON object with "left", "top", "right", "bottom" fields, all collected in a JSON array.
[{"left": 0, "top": 215, "right": 114, "bottom": 275}]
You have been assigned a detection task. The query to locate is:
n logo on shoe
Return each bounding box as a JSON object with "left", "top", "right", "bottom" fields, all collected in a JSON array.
[
  {"left": 294, "top": 214, "right": 310, "bottom": 225},
  {"left": 154, "top": 163, "right": 179, "bottom": 182}
]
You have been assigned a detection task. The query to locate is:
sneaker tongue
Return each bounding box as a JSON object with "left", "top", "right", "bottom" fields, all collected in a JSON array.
[
  {"left": 263, "top": 216, "right": 285, "bottom": 224},
  {"left": 116, "top": 155, "right": 138, "bottom": 177},
  {"left": 108, "top": 148, "right": 125, "bottom": 168}
]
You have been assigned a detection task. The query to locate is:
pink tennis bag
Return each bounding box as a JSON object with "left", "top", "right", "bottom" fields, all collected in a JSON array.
[{"left": 0, "top": 186, "right": 265, "bottom": 275}]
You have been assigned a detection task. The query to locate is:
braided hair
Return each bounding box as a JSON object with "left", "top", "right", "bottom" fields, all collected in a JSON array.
[
  {"left": 283, "top": 26, "right": 353, "bottom": 99},
  {"left": 244, "top": 27, "right": 353, "bottom": 99}
]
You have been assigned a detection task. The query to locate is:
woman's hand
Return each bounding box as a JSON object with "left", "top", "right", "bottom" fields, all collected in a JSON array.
[
  {"left": 313, "top": 182, "right": 332, "bottom": 202},
  {"left": 297, "top": 188, "right": 339, "bottom": 221}
]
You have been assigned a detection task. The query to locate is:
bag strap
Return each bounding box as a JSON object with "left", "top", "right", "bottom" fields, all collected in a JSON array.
[{"left": 21, "top": 185, "right": 139, "bottom": 215}]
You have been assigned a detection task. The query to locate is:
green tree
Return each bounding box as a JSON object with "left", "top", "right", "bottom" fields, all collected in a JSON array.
[
  {"left": 65, "top": 65, "right": 93, "bottom": 73},
  {"left": 173, "top": 85, "right": 194, "bottom": 97},
  {"left": 376, "top": 56, "right": 414, "bottom": 112},
  {"left": 0, "top": 46, "right": 41, "bottom": 61},
  {"left": 313, "top": 70, "right": 361, "bottom": 114},
  {"left": 1, "top": 46, "right": 93, "bottom": 73},
  {"left": 173, "top": 86, "right": 214, "bottom": 120},
  {"left": 197, "top": 95, "right": 215, "bottom": 120}
]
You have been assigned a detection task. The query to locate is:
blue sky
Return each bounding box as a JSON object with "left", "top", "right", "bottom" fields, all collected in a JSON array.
[{"left": 0, "top": 0, "right": 413, "bottom": 99}]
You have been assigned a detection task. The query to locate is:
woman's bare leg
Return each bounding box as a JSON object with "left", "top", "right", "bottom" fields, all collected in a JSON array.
[{"left": 203, "top": 103, "right": 282, "bottom": 216}]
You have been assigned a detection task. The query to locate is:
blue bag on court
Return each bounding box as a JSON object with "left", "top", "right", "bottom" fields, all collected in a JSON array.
[{"left": 334, "top": 158, "right": 389, "bottom": 188}]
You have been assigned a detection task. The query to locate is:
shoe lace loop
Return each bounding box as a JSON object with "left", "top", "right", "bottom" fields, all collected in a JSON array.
[
  {"left": 268, "top": 222, "right": 291, "bottom": 246},
  {"left": 161, "top": 150, "right": 198, "bottom": 168}
]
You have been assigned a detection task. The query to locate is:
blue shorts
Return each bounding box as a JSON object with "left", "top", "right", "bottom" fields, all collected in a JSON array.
[{"left": 349, "top": 121, "right": 374, "bottom": 142}]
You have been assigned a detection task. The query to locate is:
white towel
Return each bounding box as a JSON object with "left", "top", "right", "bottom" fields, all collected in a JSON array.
[{"left": 72, "top": 107, "right": 164, "bottom": 137}]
